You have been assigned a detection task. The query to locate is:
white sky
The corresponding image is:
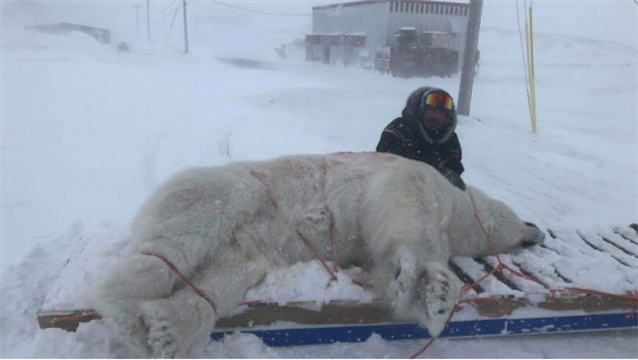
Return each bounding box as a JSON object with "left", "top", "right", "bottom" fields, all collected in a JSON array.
[{"left": 2, "top": 0, "right": 637, "bottom": 47}]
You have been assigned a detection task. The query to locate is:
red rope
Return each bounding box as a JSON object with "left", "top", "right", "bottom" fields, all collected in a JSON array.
[
  {"left": 410, "top": 338, "right": 435, "bottom": 359},
  {"left": 410, "top": 308, "right": 457, "bottom": 358},
  {"left": 410, "top": 206, "right": 638, "bottom": 358},
  {"left": 245, "top": 208, "right": 373, "bottom": 307},
  {"left": 142, "top": 252, "right": 217, "bottom": 314},
  {"left": 467, "top": 209, "right": 637, "bottom": 308},
  {"left": 329, "top": 212, "right": 338, "bottom": 273},
  {"left": 296, "top": 211, "right": 374, "bottom": 290},
  {"left": 473, "top": 207, "right": 500, "bottom": 257},
  {"left": 296, "top": 230, "right": 338, "bottom": 282}
]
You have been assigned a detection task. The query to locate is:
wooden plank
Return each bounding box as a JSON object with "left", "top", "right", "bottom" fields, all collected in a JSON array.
[
  {"left": 543, "top": 229, "right": 637, "bottom": 292},
  {"left": 504, "top": 242, "right": 574, "bottom": 289},
  {"left": 613, "top": 225, "right": 638, "bottom": 246},
  {"left": 217, "top": 301, "right": 394, "bottom": 328},
  {"left": 480, "top": 255, "right": 552, "bottom": 293},
  {"left": 578, "top": 229, "right": 638, "bottom": 268},
  {"left": 448, "top": 259, "right": 484, "bottom": 294},
  {"left": 449, "top": 256, "right": 518, "bottom": 296},
  {"left": 36, "top": 310, "right": 101, "bottom": 332},
  {"left": 510, "top": 231, "right": 581, "bottom": 287},
  {"left": 598, "top": 229, "right": 638, "bottom": 258}
]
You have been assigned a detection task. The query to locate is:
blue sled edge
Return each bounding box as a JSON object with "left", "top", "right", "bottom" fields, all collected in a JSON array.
[{"left": 210, "top": 312, "right": 638, "bottom": 347}]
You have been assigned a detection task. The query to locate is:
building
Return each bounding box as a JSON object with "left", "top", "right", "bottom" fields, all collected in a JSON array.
[
  {"left": 306, "top": 0, "right": 470, "bottom": 73},
  {"left": 25, "top": 23, "right": 111, "bottom": 44}
]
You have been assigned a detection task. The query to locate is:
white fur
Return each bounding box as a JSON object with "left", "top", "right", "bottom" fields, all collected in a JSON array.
[{"left": 93, "top": 152, "right": 542, "bottom": 357}]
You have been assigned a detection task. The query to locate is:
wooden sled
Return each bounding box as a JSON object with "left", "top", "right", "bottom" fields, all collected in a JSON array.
[{"left": 36, "top": 225, "right": 638, "bottom": 346}]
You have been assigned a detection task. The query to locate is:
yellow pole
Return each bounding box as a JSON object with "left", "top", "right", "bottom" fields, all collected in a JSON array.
[{"left": 528, "top": 6, "right": 537, "bottom": 133}]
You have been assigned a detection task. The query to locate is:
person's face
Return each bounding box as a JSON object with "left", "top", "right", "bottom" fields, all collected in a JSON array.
[{"left": 422, "top": 108, "right": 448, "bottom": 130}]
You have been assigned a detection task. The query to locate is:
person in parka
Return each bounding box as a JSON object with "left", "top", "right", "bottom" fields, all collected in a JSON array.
[{"left": 376, "top": 87, "right": 466, "bottom": 190}]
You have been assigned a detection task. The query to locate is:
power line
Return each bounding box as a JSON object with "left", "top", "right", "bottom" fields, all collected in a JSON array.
[
  {"left": 132, "top": 5, "right": 142, "bottom": 39},
  {"left": 160, "top": 0, "right": 179, "bottom": 14},
  {"left": 163, "top": 6, "right": 179, "bottom": 53},
  {"left": 200, "top": 0, "right": 311, "bottom": 17}
]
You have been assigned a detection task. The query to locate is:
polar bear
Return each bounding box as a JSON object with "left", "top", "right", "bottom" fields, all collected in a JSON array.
[{"left": 93, "top": 152, "right": 543, "bottom": 357}]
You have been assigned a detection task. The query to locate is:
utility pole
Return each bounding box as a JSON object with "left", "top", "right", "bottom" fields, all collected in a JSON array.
[
  {"left": 146, "top": 0, "right": 151, "bottom": 43},
  {"left": 132, "top": 4, "right": 142, "bottom": 39},
  {"left": 457, "top": 0, "right": 484, "bottom": 116},
  {"left": 183, "top": 0, "right": 189, "bottom": 54}
]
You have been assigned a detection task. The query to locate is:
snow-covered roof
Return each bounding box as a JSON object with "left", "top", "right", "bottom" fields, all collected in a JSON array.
[{"left": 313, "top": 0, "right": 469, "bottom": 11}]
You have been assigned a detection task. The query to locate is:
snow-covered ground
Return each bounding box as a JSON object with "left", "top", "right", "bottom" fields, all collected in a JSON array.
[{"left": 1, "top": 0, "right": 637, "bottom": 358}]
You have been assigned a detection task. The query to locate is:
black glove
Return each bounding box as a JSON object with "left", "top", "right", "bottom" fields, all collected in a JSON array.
[{"left": 439, "top": 167, "right": 466, "bottom": 190}]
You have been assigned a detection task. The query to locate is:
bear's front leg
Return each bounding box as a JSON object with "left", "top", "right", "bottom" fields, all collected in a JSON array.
[{"left": 392, "top": 255, "right": 462, "bottom": 337}]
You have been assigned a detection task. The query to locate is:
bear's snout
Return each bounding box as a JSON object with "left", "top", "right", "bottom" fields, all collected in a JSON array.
[{"left": 522, "top": 222, "right": 545, "bottom": 248}]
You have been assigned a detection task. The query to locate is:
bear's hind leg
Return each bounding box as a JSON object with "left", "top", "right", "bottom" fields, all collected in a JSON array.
[
  {"left": 140, "top": 255, "right": 269, "bottom": 358},
  {"left": 93, "top": 254, "right": 178, "bottom": 357}
]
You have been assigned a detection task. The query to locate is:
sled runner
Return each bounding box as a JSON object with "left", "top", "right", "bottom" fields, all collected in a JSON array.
[
  {"left": 209, "top": 311, "right": 636, "bottom": 346},
  {"left": 37, "top": 225, "right": 638, "bottom": 345}
]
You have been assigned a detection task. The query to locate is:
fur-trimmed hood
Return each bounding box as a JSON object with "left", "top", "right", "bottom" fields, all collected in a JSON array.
[{"left": 401, "top": 86, "right": 458, "bottom": 145}]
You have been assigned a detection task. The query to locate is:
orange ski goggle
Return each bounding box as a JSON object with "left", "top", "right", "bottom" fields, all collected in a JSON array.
[{"left": 423, "top": 92, "right": 454, "bottom": 111}]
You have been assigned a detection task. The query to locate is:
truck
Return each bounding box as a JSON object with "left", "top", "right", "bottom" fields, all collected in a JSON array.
[{"left": 375, "top": 27, "right": 460, "bottom": 78}]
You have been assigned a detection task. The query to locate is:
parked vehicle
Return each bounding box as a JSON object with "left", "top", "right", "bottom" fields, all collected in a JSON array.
[{"left": 376, "top": 28, "right": 459, "bottom": 78}]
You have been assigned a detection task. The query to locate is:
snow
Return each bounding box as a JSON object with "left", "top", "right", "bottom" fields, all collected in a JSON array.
[
  {"left": 244, "top": 261, "right": 376, "bottom": 306},
  {"left": 1, "top": 0, "right": 637, "bottom": 358}
]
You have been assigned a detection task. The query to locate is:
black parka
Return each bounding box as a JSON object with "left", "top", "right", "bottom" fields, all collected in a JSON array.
[{"left": 376, "top": 87, "right": 465, "bottom": 176}]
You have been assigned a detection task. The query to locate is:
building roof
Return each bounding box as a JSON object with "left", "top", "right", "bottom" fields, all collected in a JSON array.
[
  {"left": 26, "top": 22, "right": 110, "bottom": 33},
  {"left": 312, "top": 0, "right": 469, "bottom": 11}
]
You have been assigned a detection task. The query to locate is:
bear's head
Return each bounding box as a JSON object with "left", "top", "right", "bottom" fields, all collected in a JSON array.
[{"left": 452, "top": 186, "right": 545, "bottom": 257}]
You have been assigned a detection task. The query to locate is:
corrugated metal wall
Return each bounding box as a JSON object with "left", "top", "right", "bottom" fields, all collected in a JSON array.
[{"left": 310, "top": 0, "right": 469, "bottom": 69}]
